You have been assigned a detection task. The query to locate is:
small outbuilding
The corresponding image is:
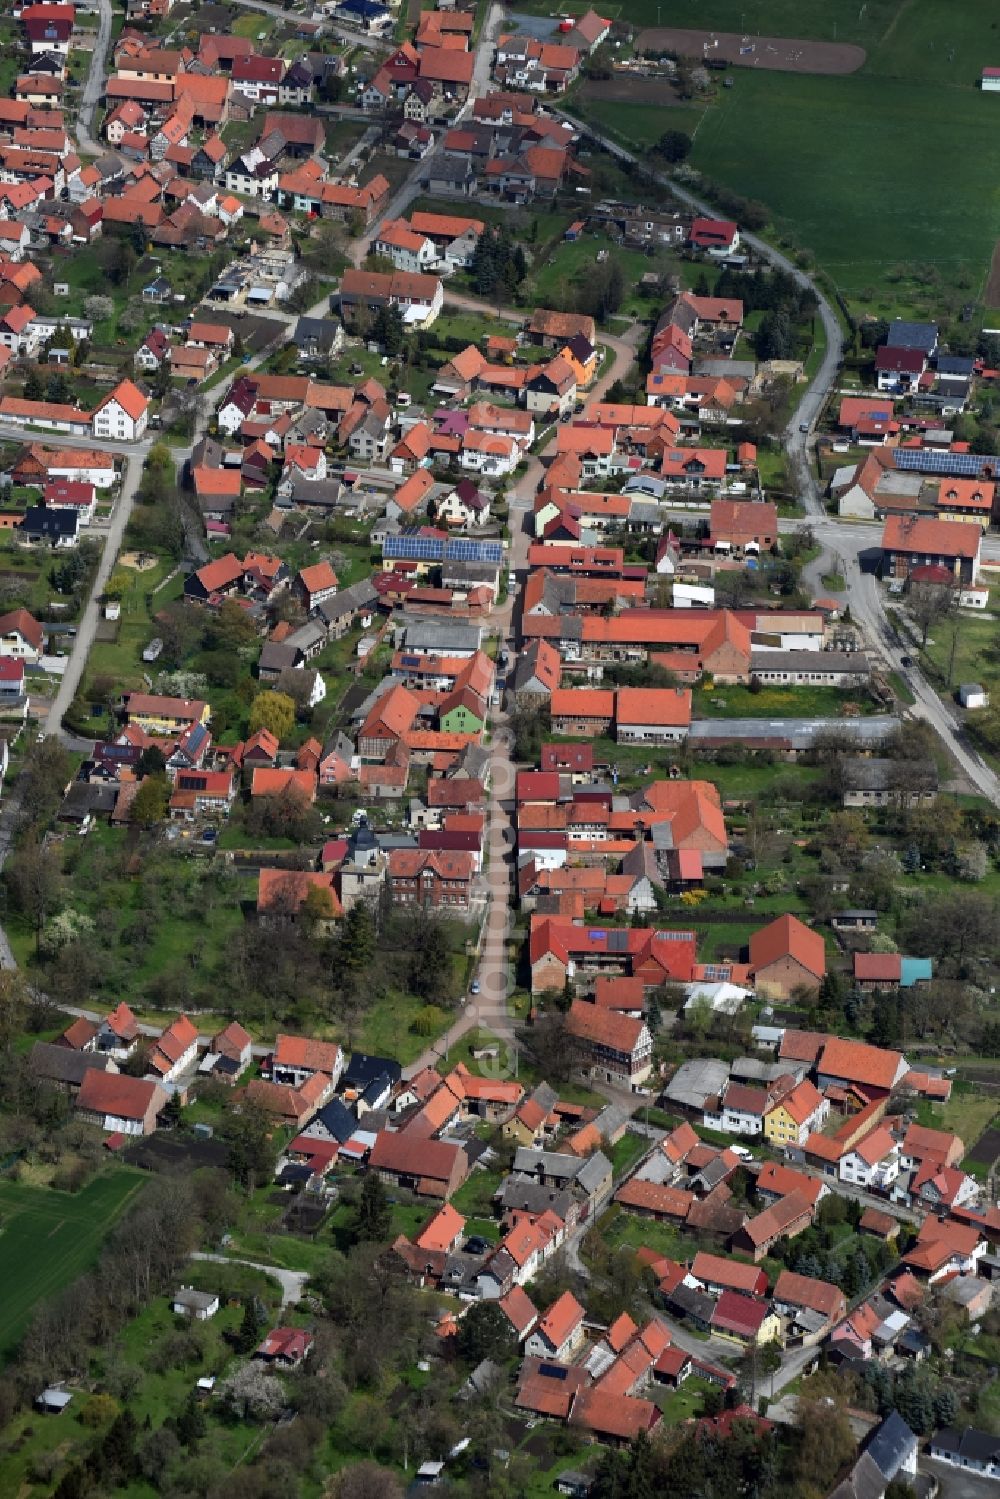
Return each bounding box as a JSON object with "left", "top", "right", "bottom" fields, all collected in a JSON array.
[
  {"left": 171, "top": 1287, "right": 220, "bottom": 1320},
  {"left": 959, "top": 682, "right": 989, "bottom": 709}
]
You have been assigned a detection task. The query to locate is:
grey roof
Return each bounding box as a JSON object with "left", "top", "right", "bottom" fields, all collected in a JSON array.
[
  {"left": 694, "top": 357, "right": 755, "bottom": 379},
  {"left": 666, "top": 1284, "right": 716, "bottom": 1324},
  {"left": 285, "top": 475, "right": 345, "bottom": 508},
  {"left": 936, "top": 354, "right": 974, "bottom": 376},
  {"left": 663, "top": 1057, "right": 729, "bottom": 1111},
  {"left": 885, "top": 319, "right": 938, "bottom": 353},
  {"left": 307, "top": 1098, "right": 357, "bottom": 1143},
  {"left": 749, "top": 650, "right": 870, "bottom": 676},
  {"left": 29, "top": 1041, "right": 114, "bottom": 1087},
  {"left": 841, "top": 756, "right": 938, "bottom": 792},
  {"left": 403, "top": 620, "right": 482, "bottom": 654},
  {"left": 317, "top": 578, "right": 377, "bottom": 622},
  {"left": 729, "top": 1057, "right": 794, "bottom": 1084},
  {"left": 931, "top": 1426, "right": 1000, "bottom": 1463},
  {"left": 946, "top": 1276, "right": 991, "bottom": 1308},
  {"left": 864, "top": 1411, "right": 917, "bottom": 1481},
  {"left": 172, "top": 1287, "right": 218, "bottom": 1312},
  {"left": 428, "top": 153, "right": 475, "bottom": 184},
  {"left": 688, "top": 715, "right": 900, "bottom": 748},
  {"left": 576, "top": 1151, "right": 612, "bottom": 1195},
  {"left": 284, "top": 619, "right": 327, "bottom": 655},
  {"left": 828, "top": 1451, "right": 888, "bottom": 1499},
  {"left": 259, "top": 641, "right": 298, "bottom": 674}
]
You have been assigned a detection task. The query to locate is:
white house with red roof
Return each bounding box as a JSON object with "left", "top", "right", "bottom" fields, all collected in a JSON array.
[
  {"left": 840, "top": 1125, "right": 901, "bottom": 1191},
  {"left": 689, "top": 218, "right": 739, "bottom": 257},
  {"left": 0, "top": 606, "right": 44, "bottom": 661},
  {"left": 92, "top": 379, "right": 149, "bottom": 441},
  {"left": 523, "top": 1290, "right": 585, "bottom": 1361}
]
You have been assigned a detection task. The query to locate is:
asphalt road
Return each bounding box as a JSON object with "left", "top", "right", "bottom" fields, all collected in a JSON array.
[
  {"left": 76, "top": 0, "right": 113, "bottom": 157},
  {"left": 190, "top": 1251, "right": 307, "bottom": 1308},
  {"left": 344, "top": 2, "right": 505, "bottom": 268},
  {"left": 43, "top": 451, "right": 145, "bottom": 738}
]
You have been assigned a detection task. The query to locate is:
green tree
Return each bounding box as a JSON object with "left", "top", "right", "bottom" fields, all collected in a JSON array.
[
  {"left": 249, "top": 690, "right": 296, "bottom": 744},
  {"left": 223, "top": 1102, "right": 277, "bottom": 1192},
  {"left": 131, "top": 774, "right": 169, "bottom": 826},
  {"left": 235, "top": 1297, "right": 264, "bottom": 1354},
  {"left": 5, "top": 841, "right": 63, "bottom": 948},
  {"left": 339, "top": 901, "right": 377, "bottom": 974},
  {"left": 408, "top": 916, "right": 450, "bottom": 1001},
  {"left": 136, "top": 744, "right": 167, "bottom": 778},
  {"left": 357, "top": 1171, "right": 391, "bottom": 1242},
  {"left": 457, "top": 1300, "right": 515, "bottom": 1364},
  {"left": 372, "top": 303, "right": 405, "bottom": 356},
  {"left": 658, "top": 129, "right": 692, "bottom": 162}
]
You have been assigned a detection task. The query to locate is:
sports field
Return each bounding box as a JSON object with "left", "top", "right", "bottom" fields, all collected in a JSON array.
[
  {"left": 0, "top": 1172, "right": 145, "bottom": 1359},
  {"left": 578, "top": 0, "right": 1000, "bottom": 309}
]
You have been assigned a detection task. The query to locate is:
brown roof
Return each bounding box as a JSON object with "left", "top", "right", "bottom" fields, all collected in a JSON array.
[
  {"left": 369, "top": 1130, "right": 466, "bottom": 1185},
  {"left": 565, "top": 998, "right": 644, "bottom": 1054},
  {"left": 772, "top": 1269, "right": 844, "bottom": 1319},
  {"left": 690, "top": 1252, "right": 766, "bottom": 1295},
  {"left": 76, "top": 1070, "right": 164, "bottom": 1121},
  {"left": 741, "top": 1192, "right": 812, "bottom": 1248},
  {"left": 778, "top": 1028, "right": 829, "bottom": 1064},
  {"left": 61, "top": 1016, "right": 98, "bottom": 1050},
  {"left": 568, "top": 1387, "right": 660, "bottom": 1440}
]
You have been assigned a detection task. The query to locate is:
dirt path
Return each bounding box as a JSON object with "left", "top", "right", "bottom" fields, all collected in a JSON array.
[
  {"left": 634, "top": 26, "right": 866, "bottom": 75},
  {"left": 985, "top": 239, "right": 1000, "bottom": 308}
]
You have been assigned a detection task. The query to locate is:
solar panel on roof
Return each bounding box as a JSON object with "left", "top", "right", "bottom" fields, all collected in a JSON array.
[
  {"left": 608, "top": 929, "right": 629, "bottom": 951},
  {"left": 588, "top": 930, "right": 607, "bottom": 940},
  {"left": 539, "top": 1363, "right": 568, "bottom": 1380},
  {"left": 894, "top": 448, "right": 995, "bottom": 476}
]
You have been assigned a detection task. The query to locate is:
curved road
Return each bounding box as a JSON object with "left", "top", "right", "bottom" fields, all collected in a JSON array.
[{"left": 190, "top": 1251, "right": 308, "bottom": 1308}]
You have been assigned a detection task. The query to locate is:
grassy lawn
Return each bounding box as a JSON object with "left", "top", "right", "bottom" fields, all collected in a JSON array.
[
  {"left": 605, "top": 1131, "right": 648, "bottom": 1178},
  {"left": 921, "top": 611, "right": 994, "bottom": 699},
  {"left": 528, "top": 237, "right": 663, "bottom": 315},
  {"left": 0, "top": 1171, "right": 146, "bottom": 1358},
  {"left": 9, "top": 825, "right": 258, "bottom": 1010},
  {"left": 653, "top": 1375, "right": 717, "bottom": 1424},
  {"left": 451, "top": 1167, "right": 503, "bottom": 1219},
  {"left": 978, "top": 1376, "right": 1000, "bottom": 1435},
  {"left": 601, "top": 1206, "right": 691, "bottom": 1262},
  {"left": 916, "top": 1091, "right": 999, "bottom": 1157},
  {"left": 693, "top": 682, "right": 876, "bottom": 718}
]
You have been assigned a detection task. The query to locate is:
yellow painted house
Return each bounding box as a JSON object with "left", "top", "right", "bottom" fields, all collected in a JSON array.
[
  {"left": 763, "top": 1078, "right": 828, "bottom": 1149},
  {"left": 123, "top": 692, "right": 211, "bottom": 735}
]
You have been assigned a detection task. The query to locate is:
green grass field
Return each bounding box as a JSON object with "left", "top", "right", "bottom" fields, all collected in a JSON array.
[
  {"left": 0, "top": 1172, "right": 145, "bottom": 1358},
  {"left": 611, "top": 0, "right": 902, "bottom": 43},
  {"left": 576, "top": 0, "right": 1000, "bottom": 311}
]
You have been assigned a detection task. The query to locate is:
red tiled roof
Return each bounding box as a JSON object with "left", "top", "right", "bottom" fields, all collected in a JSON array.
[
  {"left": 773, "top": 1269, "right": 844, "bottom": 1319},
  {"left": 77, "top": 1070, "right": 162, "bottom": 1121},
  {"left": 273, "top": 1033, "right": 341, "bottom": 1075},
  {"left": 818, "top": 1036, "right": 903, "bottom": 1091},
  {"left": 690, "top": 1251, "right": 767, "bottom": 1297},
  {"left": 750, "top": 914, "right": 825, "bottom": 981}
]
